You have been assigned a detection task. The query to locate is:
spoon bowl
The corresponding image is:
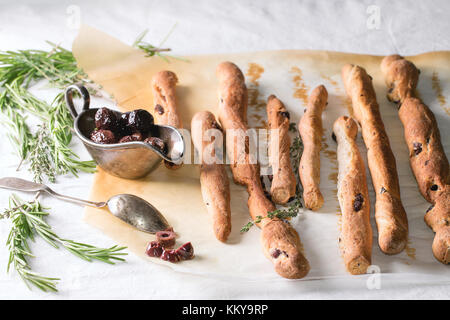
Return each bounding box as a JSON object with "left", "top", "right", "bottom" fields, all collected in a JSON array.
[{"left": 106, "top": 194, "right": 170, "bottom": 233}]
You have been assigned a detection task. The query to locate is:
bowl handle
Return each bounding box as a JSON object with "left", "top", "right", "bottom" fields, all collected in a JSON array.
[{"left": 65, "top": 84, "right": 91, "bottom": 119}]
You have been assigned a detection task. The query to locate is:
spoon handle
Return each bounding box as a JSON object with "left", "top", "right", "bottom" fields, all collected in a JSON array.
[
  {"left": 0, "top": 177, "right": 106, "bottom": 208},
  {"left": 44, "top": 188, "right": 107, "bottom": 208},
  {"left": 0, "top": 177, "right": 46, "bottom": 192}
]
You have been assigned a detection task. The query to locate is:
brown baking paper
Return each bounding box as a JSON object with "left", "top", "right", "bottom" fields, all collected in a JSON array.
[{"left": 73, "top": 25, "right": 450, "bottom": 280}]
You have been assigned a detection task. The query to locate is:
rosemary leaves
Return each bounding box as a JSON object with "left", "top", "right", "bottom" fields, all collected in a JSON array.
[{"left": 2, "top": 194, "right": 127, "bottom": 292}]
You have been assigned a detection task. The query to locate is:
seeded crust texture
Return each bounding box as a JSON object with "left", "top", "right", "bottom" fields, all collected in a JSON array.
[
  {"left": 298, "top": 85, "right": 328, "bottom": 211},
  {"left": 381, "top": 55, "right": 449, "bottom": 264},
  {"left": 151, "top": 70, "right": 183, "bottom": 169},
  {"left": 266, "top": 95, "right": 297, "bottom": 205},
  {"left": 191, "top": 111, "right": 232, "bottom": 242},
  {"left": 217, "top": 61, "right": 310, "bottom": 279},
  {"left": 342, "top": 64, "right": 408, "bottom": 255},
  {"left": 334, "top": 116, "right": 373, "bottom": 274}
]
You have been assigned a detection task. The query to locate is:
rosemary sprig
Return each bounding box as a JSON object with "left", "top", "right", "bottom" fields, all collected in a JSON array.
[
  {"left": 240, "top": 122, "right": 304, "bottom": 232},
  {"left": 0, "top": 83, "right": 96, "bottom": 182},
  {"left": 0, "top": 41, "right": 87, "bottom": 89},
  {"left": 133, "top": 26, "right": 188, "bottom": 62},
  {"left": 2, "top": 194, "right": 127, "bottom": 292},
  {"left": 0, "top": 41, "right": 99, "bottom": 182}
]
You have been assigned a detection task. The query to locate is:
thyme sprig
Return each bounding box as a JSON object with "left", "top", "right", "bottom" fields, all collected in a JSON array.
[
  {"left": 2, "top": 194, "right": 127, "bottom": 292},
  {"left": 240, "top": 122, "right": 304, "bottom": 233}
]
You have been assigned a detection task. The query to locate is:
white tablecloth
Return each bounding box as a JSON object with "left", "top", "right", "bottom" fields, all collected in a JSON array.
[{"left": 0, "top": 0, "right": 449, "bottom": 299}]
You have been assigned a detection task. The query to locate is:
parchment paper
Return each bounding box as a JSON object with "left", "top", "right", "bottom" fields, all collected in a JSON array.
[{"left": 73, "top": 25, "right": 450, "bottom": 280}]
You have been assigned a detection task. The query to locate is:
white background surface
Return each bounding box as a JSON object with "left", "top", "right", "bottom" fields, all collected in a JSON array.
[{"left": 0, "top": 0, "right": 449, "bottom": 299}]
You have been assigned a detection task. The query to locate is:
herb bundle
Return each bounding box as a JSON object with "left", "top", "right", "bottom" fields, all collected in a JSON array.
[
  {"left": 0, "top": 32, "right": 177, "bottom": 183},
  {"left": 0, "top": 42, "right": 97, "bottom": 183},
  {"left": 2, "top": 193, "right": 127, "bottom": 292},
  {"left": 240, "top": 123, "right": 304, "bottom": 232}
]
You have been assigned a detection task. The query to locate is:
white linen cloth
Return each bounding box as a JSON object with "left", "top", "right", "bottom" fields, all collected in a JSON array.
[{"left": 0, "top": 0, "right": 449, "bottom": 299}]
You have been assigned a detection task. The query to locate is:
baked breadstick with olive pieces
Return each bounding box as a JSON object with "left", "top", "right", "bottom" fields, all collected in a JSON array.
[
  {"left": 266, "top": 95, "right": 296, "bottom": 204},
  {"left": 191, "top": 111, "right": 232, "bottom": 242},
  {"left": 298, "top": 85, "right": 328, "bottom": 211},
  {"left": 381, "top": 55, "right": 449, "bottom": 264},
  {"left": 217, "top": 61, "right": 310, "bottom": 279},
  {"left": 334, "top": 116, "right": 372, "bottom": 274},
  {"left": 151, "top": 70, "right": 183, "bottom": 169},
  {"left": 342, "top": 64, "right": 408, "bottom": 255}
]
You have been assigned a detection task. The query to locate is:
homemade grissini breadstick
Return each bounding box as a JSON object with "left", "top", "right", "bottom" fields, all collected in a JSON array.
[
  {"left": 333, "top": 116, "right": 372, "bottom": 274},
  {"left": 298, "top": 85, "right": 328, "bottom": 211},
  {"left": 151, "top": 70, "right": 183, "bottom": 169},
  {"left": 342, "top": 64, "right": 408, "bottom": 255},
  {"left": 381, "top": 55, "right": 449, "bottom": 264},
  {"left": 266, "top": 95, "right": 296, "bottom": 204},
  {"left": 217, "top": 61, "right": 310, "bottom": 279},
  {"left": 191, "top": 111, "right": 232, "bottom": 242}
]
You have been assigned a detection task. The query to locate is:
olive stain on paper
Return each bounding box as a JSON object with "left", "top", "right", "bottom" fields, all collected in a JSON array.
[
  {"left": 431, "top": 71, "right": 450, "bottom": 116},
  {"left": 246, "top": 63, "right": 268, "bottom": 129},
  {"left": 290, "top": 66, "right": 309, "bottom": 107}
]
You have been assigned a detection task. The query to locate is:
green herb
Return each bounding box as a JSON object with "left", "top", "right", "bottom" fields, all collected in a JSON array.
[
  {"left": 0, "top": 41, "right": 99, "bottom": 182},
  {"left": 133, "top": 25, "right": 188, "bottom": 62},
  {"left": 2, "top": 193, "right": 127, "bottom": 292},
  {"left": 0, "top": 83, "right": 96, "bottom": 183},
  {"left": 0, "top": 41, "right": 89, "bottom": 89},
  {"left": 241, "top": 123, "right": 304, "bottom": 233}
]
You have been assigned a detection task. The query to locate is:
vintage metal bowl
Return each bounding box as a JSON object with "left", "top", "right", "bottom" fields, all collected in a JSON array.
[{"left": 65, "top": 84, "right": 185, "bottom": 179}]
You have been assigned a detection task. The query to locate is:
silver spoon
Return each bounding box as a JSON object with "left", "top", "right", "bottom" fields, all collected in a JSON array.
[{"left": 0, "top": 177, "right": 170, "bottom": 234}]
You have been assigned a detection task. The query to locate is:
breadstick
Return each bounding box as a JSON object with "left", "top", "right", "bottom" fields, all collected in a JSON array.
[
  {"left": 298, "top": 85, "right": 328, "bottom": 210},
  {"left": 342, "top": 64, "right": 408, "bottom": 255},
  {"left": 151, "top": 70, "right": 183, "bottom": 169},
  {"left": 191, "top": 111, "right": 232, "bottom": 242},
  {"left": 333, "top": 116, "right": 372, "bottom": 274},
  {"left": 217, "top": 61, "right": 310, "bottom": 279},
  {"left": 266, "top": 95, "right": 296, "bottom": 204},
  {"left": 381, "top": 55, "right": 449, "bottom": 264}
]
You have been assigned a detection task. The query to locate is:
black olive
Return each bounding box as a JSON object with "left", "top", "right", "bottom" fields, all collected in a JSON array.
[
  {"left": 94, "top": 108, "right": 119, "bottom": 132},
  {"left": 154, "top": 104, "right": 164, "bottom": 115},
  {"left": 353, "top": 193, "right": 364, "bottom": 212},
  {"left": 380, "top": 187, "right": 387, "bottom": 194},
  {"left": 90, "top": 129, "right": 116, "bottom": 144},
  {"left": 271, "top": 248, "right": 281, "bottom": 259},
  {"left": 144, "top": 137, "right": 166, "bottom": 153},
  {"left": 176, "top": 242, "right": 194, "bottom": 260},
  {"left": 426, "top": 204, "right": 434, "bottom": 213},
  {"left": 119, "top": 132, "right": 143, "bottom": 143},
  {"left": 279, "top": 111, "right": 290, "bottom": 119},
  {"left": 430, "top": 184, "right": 438, "bottom": 191},
  {"left": 332, "top": 132, "right": 337, "bottom": 142},
  {"left": 123, "top": 109, "right": 154, "bottom": 134},
  {"left": 413, "top": 142, "right": 422, "bottom": 155}
]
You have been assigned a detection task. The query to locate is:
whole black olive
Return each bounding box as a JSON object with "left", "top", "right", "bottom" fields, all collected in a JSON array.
[
  {"left": 90, "top": 129, "right": 116, "bottom": 144},
  {"left": 125, "top": 109, "right": 154, "bottom": 134},
  {"left": 119, "top": 132, "right": 143, "bottom": 143},
  {"left": 94, "top": 108, "right": 119, "bottom": 132}
]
